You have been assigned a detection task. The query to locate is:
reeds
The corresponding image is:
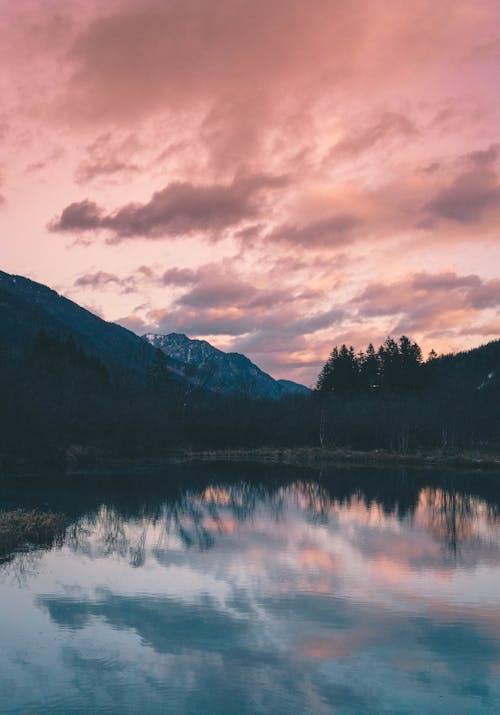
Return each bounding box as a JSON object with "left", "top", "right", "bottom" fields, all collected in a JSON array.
[{"left": 0, "top": 509, "right": 66, "bottom": 560}]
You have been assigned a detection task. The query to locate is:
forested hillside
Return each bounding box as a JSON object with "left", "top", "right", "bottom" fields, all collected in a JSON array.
[{"left": 315, "top": 336, "right": 500, "bottom": 452}]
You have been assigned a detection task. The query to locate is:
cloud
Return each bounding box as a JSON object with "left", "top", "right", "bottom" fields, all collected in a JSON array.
[
  {"left": 144, "top": 306, "right": 276, "bottom": 337},
  {"left": 49, "top": 174, "right": 287, "bottom": 240},
  {"left": 410, "top": 272, "right": 480, "bottom": 292},
  {"left": 466, "top": 278, "right": 500, "bottom": 309},
  {"left": 423, "top": 144, "right": 500, "bottom": 225},
  {"left": 424, "top": 169, "right": 500, "bottom": 225},
  {"left": 232, "top": 306, "right": 346, "bottom": 357},
  {"left": 123, "top": 278, "right": 344, "bottom": 341},
  {"left": 49, "top": 199, "right": 104, "bottom": 231},
  {"left": 73, "top": 270, "right": 138, "bottom": 294},
  {"left": 74, "top": 271, "right": 123, "bottom": 289},
  {"left": 175, "top": 274, "right": 290, "bottom": 311},
  {"left": 5, "top": 0, "right": 500, "bottom": 383},
  {"left": 457, "top": 318, "right": 500, "bottom": 337},
  {"left": 58, "top": 1, "right": 366, "bottom": 123},
  {"left": 160, "top": 267, "right": 198, "bottom": 286},
  {"left": 329, "top": 112, "right": 418, "bottom": 159},
  {"left": 267, "top": 215, "right": 360, "bottom": 248},
  {"left": 74, "top": 132, "right": 141, "bottom": 184},
  {"left": 24, "top": 147, "right": 65, "bottom": 174},
  {"left": 55, "top": 1, "right": 478, "bottom": 123},
  {"left": 353, "top": 271, "right": 500, "bottom": 334},
  {"left": 73, "top": 265, "right": 162, "bottom": 293}
]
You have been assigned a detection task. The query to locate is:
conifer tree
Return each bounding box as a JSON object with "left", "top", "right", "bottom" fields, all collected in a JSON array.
[{"left": 359, "top": 342, "right": 379, "bottom": 390}]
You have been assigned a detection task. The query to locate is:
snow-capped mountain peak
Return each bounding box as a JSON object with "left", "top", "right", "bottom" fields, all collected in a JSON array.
[{"left": 142, "top": 333, "right": 309, "bottom": 399}]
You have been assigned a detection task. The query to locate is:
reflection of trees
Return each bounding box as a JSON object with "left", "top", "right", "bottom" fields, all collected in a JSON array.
[
  {"left": 62, "top": 477, "right": 500, "bottom": 568},
  {"left": 65, "top": 483, "right": 287, "bottom": 562},
  {"left": 165, "top": 499, "right": 214, "bottom": 550},
  {"left": 0, "top": 549, "right": 45, "bottom": 586},
  {"left": 422, "top": 488, "right": 499, "bottom": 560},
  {"left": 66, "top": 506, "right": 152, "bottom": 567},
  {"left": 2, "top": 466, "right": 500, "bottom": 571}
]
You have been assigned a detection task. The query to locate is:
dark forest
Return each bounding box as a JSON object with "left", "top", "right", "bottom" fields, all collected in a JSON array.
[{"left": 1, "top": 328, "right": 500, "bottom": 465}]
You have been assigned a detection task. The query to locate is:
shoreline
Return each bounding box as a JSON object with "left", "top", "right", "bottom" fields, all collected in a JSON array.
[
  {"left": 2, "top": 447, "right": 500, "bottom": 479},
  {"left": 165, "top": 447, "right": 500, "bottom": 470}
]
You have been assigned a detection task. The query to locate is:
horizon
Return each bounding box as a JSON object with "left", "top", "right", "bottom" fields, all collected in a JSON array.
[
  {"left": 3, "top": 265, "right": 498, "bottom": 390},
  {"left": 2, "top": 1, "right": 500, "bottom": 383}
]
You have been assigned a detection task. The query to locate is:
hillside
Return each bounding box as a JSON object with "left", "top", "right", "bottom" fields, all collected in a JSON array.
[{"left": 0, "top": 270, "right": 160, "bottom": 382}]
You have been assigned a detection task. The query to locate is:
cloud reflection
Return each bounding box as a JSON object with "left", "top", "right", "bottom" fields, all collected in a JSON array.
[{"left": 1, "top": 466, "right": 500, "bottom": 713}]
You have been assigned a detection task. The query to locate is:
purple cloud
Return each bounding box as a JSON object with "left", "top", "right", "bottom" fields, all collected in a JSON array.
[{"left": 49, "top": 174, "right": 287, "bottom": 240}]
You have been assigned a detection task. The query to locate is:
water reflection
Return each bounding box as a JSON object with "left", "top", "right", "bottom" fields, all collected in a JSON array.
[
  {"left": 0, "top": 465, "right": 499, "bottom": 714},
  {"left": 53, "top": 474, "right": 500, "bottom": 570}
]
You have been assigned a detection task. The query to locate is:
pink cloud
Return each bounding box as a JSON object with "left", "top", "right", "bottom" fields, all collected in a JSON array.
[
  {"left": 3, "top": 0, "right": 500, "bottom": 381},
  {"left": 49, "top": 174, "right": 287, "bottom": 240}
]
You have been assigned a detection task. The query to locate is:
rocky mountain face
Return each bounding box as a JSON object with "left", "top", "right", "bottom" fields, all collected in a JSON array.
[{"left": 143, "top": 333, "right": 310, "bottom": 399}]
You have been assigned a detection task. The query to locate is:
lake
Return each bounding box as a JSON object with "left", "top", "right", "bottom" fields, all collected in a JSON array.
[{"left": 0, "top": 463, "right": 499, "bottom": 714}]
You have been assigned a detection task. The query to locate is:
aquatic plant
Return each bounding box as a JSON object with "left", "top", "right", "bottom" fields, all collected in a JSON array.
[{"left": 0, "top": 509, "right": 66, "bottom": 561}]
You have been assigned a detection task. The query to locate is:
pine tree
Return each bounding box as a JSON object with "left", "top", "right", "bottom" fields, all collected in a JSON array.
[
  {"left": 316, "top": 345, "right": 359, "bottom": 393},
  {"left": 316, "top": 347, "right": 338, "bottom": 391},
  {"left": 317, "top": 335, "right": 425, "bottom": 395},
  {"left": 398, "top": 335, "right": 422, "bottom": 389},
  {"left": 378, "top": 337, "right": 400, "bottom": 390},
  {"left": 359, "top": 342, "right": 379, "bottom": 390}
]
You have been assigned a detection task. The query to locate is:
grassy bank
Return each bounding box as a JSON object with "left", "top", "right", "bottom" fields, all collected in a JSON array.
[
  {"left": 166, "top": 447, "right": 500, "bottom": 470},
  {"left": 0, "top": 509, "right": 66, "bottom": 561},
  {"left": 2, "top": 446, "right": 500, "bottom": 478}
]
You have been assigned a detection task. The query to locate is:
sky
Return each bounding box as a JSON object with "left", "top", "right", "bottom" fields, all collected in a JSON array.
[{"left": 2, "top": 0, "right": 500, "bottom": 385}]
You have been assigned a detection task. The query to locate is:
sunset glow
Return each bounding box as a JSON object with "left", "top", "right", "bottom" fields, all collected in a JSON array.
[{"left": 2, "top": 0, "right": 500, "bottom": 382}]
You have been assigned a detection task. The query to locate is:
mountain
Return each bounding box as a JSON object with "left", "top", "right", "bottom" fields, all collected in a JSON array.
[
  {"left": 0, "top": 270, "right": 168, "bottom": 382},
  {"left": 143, "top": 333, "right": 310, "bottom": 399},
  {"left": 276, "top": 379, "right": 312, "bottom": 395},
  {"left": 429, "top": 339, "right": 500, "bottom": 392},
  {"left": 0, "top": 270, "right": 309, "bottom": 399}
]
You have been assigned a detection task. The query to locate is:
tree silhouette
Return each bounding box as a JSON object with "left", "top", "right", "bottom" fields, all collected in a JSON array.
[
  {"left": 317, "top": 335, "right": 426, "bottom": 394},
  {"left": 359, "top": 343, "right": 379, "bottom": 390}
]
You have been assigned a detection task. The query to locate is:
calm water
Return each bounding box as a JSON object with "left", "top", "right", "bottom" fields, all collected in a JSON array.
[{"left": 0, "top": 464, "right": 499, "bottom": 714}]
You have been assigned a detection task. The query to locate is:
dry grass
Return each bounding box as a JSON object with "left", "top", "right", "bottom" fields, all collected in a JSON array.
[
  {"left": 167, "top": 447, "right": 500, "bottom": 470},
  {"left": 0, "top": 509, "right": 66, "bottom": 561}
]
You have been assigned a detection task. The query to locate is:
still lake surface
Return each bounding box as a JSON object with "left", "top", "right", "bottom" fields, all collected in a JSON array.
[{"left": 0, "top": 463, "right": 499, "bottom": 714}]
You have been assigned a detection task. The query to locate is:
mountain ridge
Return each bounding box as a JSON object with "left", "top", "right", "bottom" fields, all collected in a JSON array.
[
  {"left": 0, "top": 270, "right": 308, "bottom": 399},
  {"left": 143, "top": 332, "right": 310, "bottom": 399},
  {"left": 0, "top": 270, "right": 160, "bottom": 381}
]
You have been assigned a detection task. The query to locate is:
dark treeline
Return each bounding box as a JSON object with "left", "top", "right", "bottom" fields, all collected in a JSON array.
[
  {"left": 316, "top": 336, "right": 426, "bottom": 393},
  {"left": 0, "top": 331, "right": 317, "bottom": 462},
  {"left": 1, "top": 330, "right": 500, "bottom": 463},
  {"left": 315, "top": 335, "right": 500, "bottom": 452}
]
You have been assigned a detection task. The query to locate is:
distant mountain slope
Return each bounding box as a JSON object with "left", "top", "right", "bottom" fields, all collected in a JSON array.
[
  {"left": 143, "top": 333, "right": 310, "bottom": 399},
  {"left": 276, "top": 379, "right": 311, "bottom": 395},
  {"left": 0, "top": 270, "right": 165, "bottom": 381},
  {"left": 430, "top": 339, "right": 500, "bottom": 392}
]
